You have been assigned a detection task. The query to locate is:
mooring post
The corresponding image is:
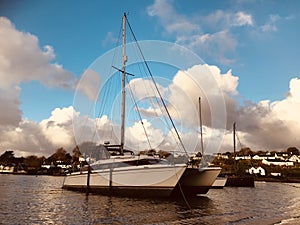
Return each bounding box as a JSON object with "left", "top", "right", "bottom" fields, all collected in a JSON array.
[{"left": 86, "top": 164, "right": 91, "bottom": 196}]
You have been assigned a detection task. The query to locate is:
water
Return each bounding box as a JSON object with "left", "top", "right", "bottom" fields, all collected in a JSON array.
[{"left": 0, "top": 175, "right": 299, "bottom": 225}]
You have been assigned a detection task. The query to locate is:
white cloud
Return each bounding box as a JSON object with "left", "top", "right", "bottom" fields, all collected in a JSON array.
[
  {"left": 0, "top": 17, "right": 76, "bottom": 89},
  {"left": 261, "top": 14, "right": 280, "bottom": 32},
  {"left": 147, "top": 0, "right": 199, "bottom": 36},
  {"left": 146, "top": 1, "right": 254, "bottom": 65},
  {"left": 102, "top": 31, "right": 118, "bottom": 46},
  {"left": 128, "top": 78, "right": 167, "bottom": 100},
  {"left": 234, "top": 12, "right": 254, "bottom": 26},
  {"left": 182, "top": 30, "right": 237, "bottom": 65},
  {"left": 169, "top": 64, "right": 238, "bottom": 127},
  {"left": 0, "top": 17, "right": 77, "bottom": 129},
  {"left": 0, "top": 17, "right": 79, "bottom": 155},
  {"left": 204, "top": 10, "right": 253, "bottom": 29},
  {"left": 232, "top": 77, "right": 300, "bottom": 151},
  {"left": 0, "top": 86, "right": 22, "bottom": 126},
  {"left": 40, "top": 106, "right": 75, "bottom": 148},
  {"left": 76, "top": 69, "right": 102, "bottom": 101}
]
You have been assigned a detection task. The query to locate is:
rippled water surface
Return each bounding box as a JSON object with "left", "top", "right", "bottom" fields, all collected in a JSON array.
[{"left": 0, "top": 174, "right": 300, "bottom": 224}]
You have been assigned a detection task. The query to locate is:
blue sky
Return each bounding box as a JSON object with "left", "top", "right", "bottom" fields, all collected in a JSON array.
[
  {"left": 2, "top": 0, "right": 300, "bottom": 119},
  {"left": 1, "top": 0, "right": 300, "bottom": 155}
]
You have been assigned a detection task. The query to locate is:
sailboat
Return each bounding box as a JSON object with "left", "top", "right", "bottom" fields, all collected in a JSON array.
[
  {"left": 225, "top": 123, "right": 255, "bottom": 187},
  {"left": 63, "top": 13, "right": 186, "bottom": 197},
  {"left": 63, "top": 13, "right": 221, "bottom": 197},
  {"left": 172, "top": 97, "right": 221, "bottom": 196}
]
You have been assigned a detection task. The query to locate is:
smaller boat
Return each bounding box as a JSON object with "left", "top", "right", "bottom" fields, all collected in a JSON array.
[
  {"left": 225, "top": 123, "right": 254, "bottom": 187},
  {"left": 172, "top": 166, "right": 221, "bottom": 196},
  {"left": 0, "top": 165, "right": 14, "bottom": 174},
  {"left": 212, "top": 176, "right": 227, "bottom": 189},
  {"left": 172, "top": 97, "right": 221, "bottom": 196}
]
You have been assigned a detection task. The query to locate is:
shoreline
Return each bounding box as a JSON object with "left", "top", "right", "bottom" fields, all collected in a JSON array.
[
  {"left": 254, "top": 177, "right": 300, "bottom": 183},
  {"left": 2, "top": 172, "right": 300, "bottom": 184}
]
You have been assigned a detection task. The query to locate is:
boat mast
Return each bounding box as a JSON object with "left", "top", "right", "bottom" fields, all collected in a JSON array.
[
  {"left": 120, "top": 13, "right": 127, "bottom": 154},
  {"left": 198, "top": 97, "right": 204, "bottom": 156},
  {"left": 233, "top": 122, "right": 237, "bottom": 174}
]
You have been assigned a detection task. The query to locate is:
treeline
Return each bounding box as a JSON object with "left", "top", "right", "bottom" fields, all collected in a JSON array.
[
  {"left": 221, "top": 146, "right": 300, "bottom": 157},
  {"left": 0, "top": 145, "right": 83, "bottom": 175},
  {"left": 213, "top": 146, "right": 300, "bottom": 179}
]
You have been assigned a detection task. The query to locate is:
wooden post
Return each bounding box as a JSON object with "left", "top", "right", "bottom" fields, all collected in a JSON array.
[
  {"left": 199, "top": 97, "right": 204, "bottom": 156},
  {"left": 86, "top": 164, "right": 91, "bottom": 196},
  {"left": 233, "top": 122, "right": 237, "bottom": 175}
]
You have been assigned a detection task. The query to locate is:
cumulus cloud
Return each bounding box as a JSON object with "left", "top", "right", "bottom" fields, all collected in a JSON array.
[
  {"left": 75, "top": 69, "right": 102, "bottom": 101},
  {"left": 0, "top": 17, "right": 76, "bottom": 128},
  {"left": 261, "top": 14, "right": 280, "bottom": 32},
  {"left": 146, "top": 0, "right": 254, "bottom": 65},
  {"left": 226, "top": 78, "right": 300, "bottom": 151},
  {"left": 0, "top": 106, "right": 114, "bottom": 156},
  {"left": 0, "top": 86, "right": 22, "bottom": 126},
  {"left": 130, "top": 63, "right": 300, "bottom": 153},
  {"left": 147, "top": 0, "right": 199, "bottom": 36},
  {"left": 1, "top": 64, "right": 299, "bottom": 156},
  {"left": 204, "top": 10, "right": 253, "bottom": 29},
  {"left": 0, "top": 17, "right": 78, "bottom": 155},
  {"left": 168, "top": 64, "right": 238, "bottom": 127},
  {"left": 0, "top": 17, "right": 76, "bottom": 89}
]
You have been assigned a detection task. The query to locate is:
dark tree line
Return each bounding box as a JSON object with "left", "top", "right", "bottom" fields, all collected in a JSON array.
[{"left": 0, "top": 146, "right": 84, "bottom": 175}]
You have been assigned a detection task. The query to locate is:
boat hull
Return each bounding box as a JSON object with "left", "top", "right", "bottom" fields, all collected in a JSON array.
[
  {"left": 172, "top": 167, "right": 221, "bottom": 196},
  {"left": 225, "top": 176, "right": 255, "bottom": 187},
  {"left": 211, "top": 177, "right": 227, "bottom": 189},
  {"left": 63, "top": 164, "right": 186, "bottom": 198}
]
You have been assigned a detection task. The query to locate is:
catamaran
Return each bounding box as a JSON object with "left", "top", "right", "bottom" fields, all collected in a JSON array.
[
  {"left": 63, "top": 13, "right": 186, "bottom": 197},
  {"left": 63, "top": 13, "right": 220, "bottom": 197}
]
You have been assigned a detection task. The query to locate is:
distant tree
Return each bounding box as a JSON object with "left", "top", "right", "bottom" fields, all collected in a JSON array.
[
  {"left": 0, "top": 150, "right": 16, "bottom": 165},
  {"left": 24, "top": 155, "right": 44, "bottom": 168},
  {"left": 157, "top": 150, "right": 171, "bottom": 158},
  {"left": 236, "top": 160, "right": 250, "bottom": 176},
  {"left": 286, "top": 147, "right": 299, "bottom": 155},
  {"left": 77, "top": 142, "right": 97, "bottom": 157},
  {"left": 237, "top": 147, "right": 254, "bottom": 156},
  {"left": 195, "top": 152, "right": 202, "bottom": 158},
  {"left": 72, "top": 145, "right": 82, "bottom": 163},
  {"left": 65, "top": 153, "right": 72, "bottom": 164},
  {"left": 47, "top": 147, "right": 69, "bottom": 164}
]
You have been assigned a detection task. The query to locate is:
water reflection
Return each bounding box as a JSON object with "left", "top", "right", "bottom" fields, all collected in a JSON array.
[{"left": 1, "top": 175, "right": 300, "bottom": 224}]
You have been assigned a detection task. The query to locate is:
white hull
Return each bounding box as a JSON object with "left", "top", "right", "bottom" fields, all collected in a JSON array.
[
  {"left": 63, "top": 164, "right": 186, "bottom": 197},
  {"left": 0, "top": 166, "right": 14, "bottom": 174},
  {"left": 212, "top": 177, "right": 227, "bottom": 188},
  {"left": 172, "top": 167, "right": 221, "bottom": 196}
]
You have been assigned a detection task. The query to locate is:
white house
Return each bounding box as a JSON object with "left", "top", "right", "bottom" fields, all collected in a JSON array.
[
  {"left": 271, "top": 172, "right": 281, "bottom": 177},
  {"left": 262, "top": 159, "right": 294, "bottom": 167},
  {"left": 248, "top": 166, "right": 266, "bottom": 176},
  {"left": 253, "top": 153, "right": 287, "bottom": 161},
  {"left": 0, "top": 165, "right": 14, "bottom": 173},
  {"left": 235, "top": 155, "right": 252, "bottom": 160},
  {"left": 253, "top": 154, "right": 275, "bottom": 160},
  {"left": 216, "top": 153, "right": 229, "bottom": 159},
  {"left": 289, "top": 155, "right": 300, "bottom": 163}
]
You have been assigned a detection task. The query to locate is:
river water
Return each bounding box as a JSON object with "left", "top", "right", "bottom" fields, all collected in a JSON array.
[{"left": 0, "top": 174, "right": 299, "bottom": 225}]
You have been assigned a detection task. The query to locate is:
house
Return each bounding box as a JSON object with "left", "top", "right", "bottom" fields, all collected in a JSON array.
[
  {"left": 248, "top": 166, "right": 266, "bottom": 176},
  {"left": 216, "top": 153, "right": 229, "bottom": 159},
  {"left": 275, "top": 152, "right": 288, "bottom": 160},
  {"left": 253, "top": 152, "right": 287, "bottom": 161},
  {"left": 253, "top": 154, "right": 275, "bottom": 160},
  {"left": 271, "top": 172, "right": 281, "bottom": 177},
  {"left": 0, "top": 165, "right": 14, "bottom": 173},
  {"left": 235, "top": 155, "right": 252, "bottom": 160},
  {"left": 262, "top": 159, "right": 294, "bottom": 167},
  {"left": 289, "top": 155, "right": 300, "bottom": 163}
]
